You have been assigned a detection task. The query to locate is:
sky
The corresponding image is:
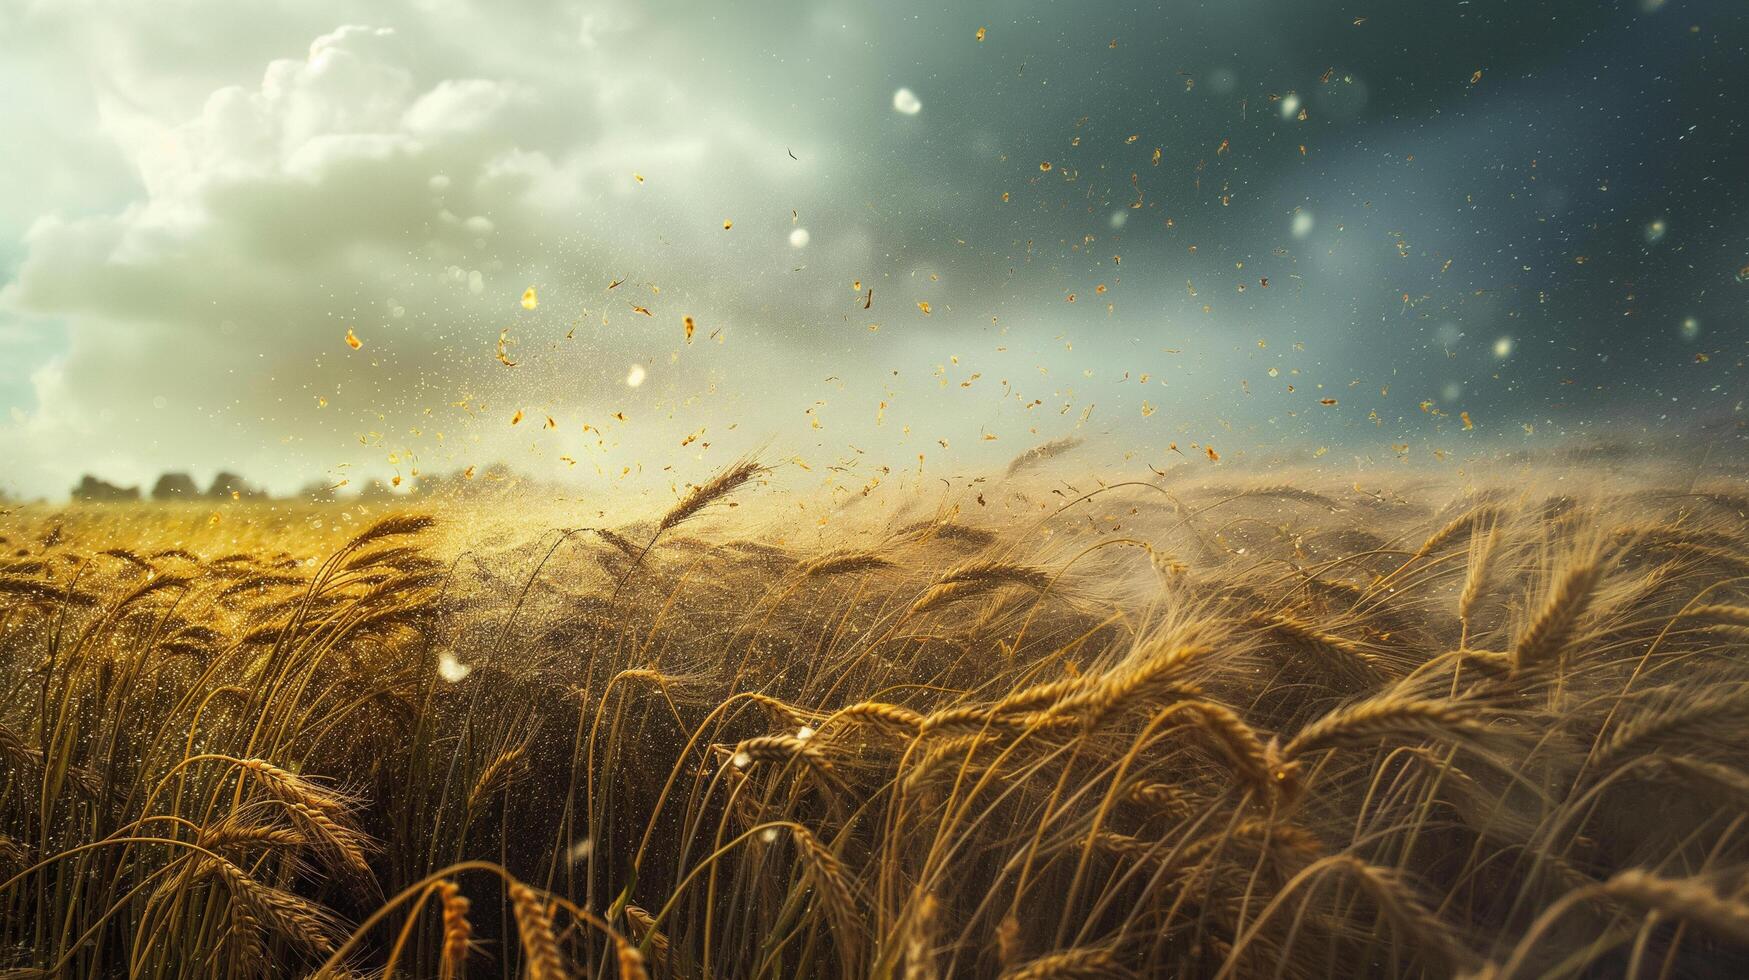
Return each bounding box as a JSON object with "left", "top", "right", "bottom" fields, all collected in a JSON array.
[{"left": 1, "top": 0, "right": 1745, "bottom": 502}]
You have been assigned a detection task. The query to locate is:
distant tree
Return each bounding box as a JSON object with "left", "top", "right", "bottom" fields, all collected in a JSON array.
[
  {"left": 150, "top": 472, "right": 200, "bottom": 500},
  {"left": 207, "top": 471, "right": 265, "bottom": 500},
  {"left": 296, "top": 479, "right": 339, "bottom": 502},
  {"left": 71, "top": 475, "right": 142, "bottom": 502}
]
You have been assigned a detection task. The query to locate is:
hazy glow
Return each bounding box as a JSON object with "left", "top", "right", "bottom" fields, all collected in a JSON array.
[{"left": 891, "top": 87, "right": 921, "bottom": 115}]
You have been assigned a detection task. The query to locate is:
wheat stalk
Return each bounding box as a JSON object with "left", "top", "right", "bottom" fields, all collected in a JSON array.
[
  {"left": 902, "top": 892, "right": 941, "bottom": 980},
  {"left": 202, "top": 856, "right": 342, "bottom": 957},
  {"left": 509, "top": 882, "right": 568, "bottom": 980},
  {"left": 344, "top": 514, "right": 437, "bottom": 551},
  {"left": 468, "top": 744, "right": 529, "bottom": 813},
  {"left": 1603, "top": 869, "right": 1749, "bottom": 944},
  {"left": 1283, "top": 696, "right": 1486, "bottom": 759},
  {"left": 439, "top": 880, "right": 472, "bottom": 976},
  {"left": 999, "top": 946, "right": 1131, "bottom": 979},
  {"left": 1459, "top": 521, "right": 1503, "bottom": 629},
  {"left": 797, "top": 549, "right": 893, "bottom": 578},
  {"left": 1253, "top": 613, "right": 1384, "bottom": 685},
  {"left": 623, "top": 905, "right": 675, "bottom": 975},
  {"left": 1512, "top": 557, "right": 1604, "bottom": 673},
  {"left": 1326, "top": 855, "right": 1475, "bottom": 970},
  {"left": 1414, "top": 506, "right": 1502, "bottom": 559},
  {"left": 788, "top": 825, "right": 861, "bottom": 963},
  {"left": 616, "top": 938, "right": 650, "bottom": 980},
  {"left": 912, "top": 560, "right": 1053, "bottom": 613},
  {"left": 658, "top": 457, "right": 764, "bottom": 534}
]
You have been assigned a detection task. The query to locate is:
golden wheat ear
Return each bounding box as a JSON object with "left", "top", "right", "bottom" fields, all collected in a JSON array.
[
  {"left": 796, "top": 549, "right": 894, "bottom": 578},
  {"left": 344, "top": 514, "right": 437, "bottom": 551},
  {"left": 438, "top": 880, "right": 473, "bottom": 977},
  {"left": 509, "top": 882, "right": 568, "bottom": 980},
  {"left": 1602, "top": 870, "right": 1749, "bottom": 945},
  {"left": 997, "top": 946, "right": 1127, "bottom": 979},
  {"left": 1512, "top": 541, "right": 1609, "bottom": 674},
  {"left": 656, "top": 456, "right": 765, "bottom": 534}
]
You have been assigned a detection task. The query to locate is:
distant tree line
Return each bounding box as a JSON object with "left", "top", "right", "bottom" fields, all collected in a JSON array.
[
  {"left": 70, "top": 471, "right": 269, "bottom": 502},
  {"left": 70, "top": 463, "right": 533, "bottom": 503}
]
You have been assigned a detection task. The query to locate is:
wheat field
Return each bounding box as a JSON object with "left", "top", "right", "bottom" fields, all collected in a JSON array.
[{"left": 3, "top": 451, "right": 1749, "bottom": 978}]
